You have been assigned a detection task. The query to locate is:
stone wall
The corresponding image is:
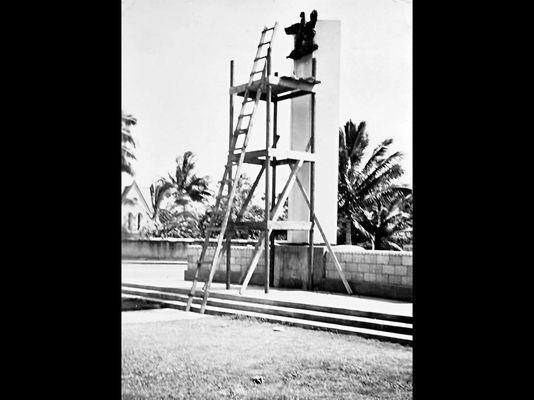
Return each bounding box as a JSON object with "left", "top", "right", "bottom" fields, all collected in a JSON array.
[{"left": 122, "top": 239, "right": 413, "bottom": 301}]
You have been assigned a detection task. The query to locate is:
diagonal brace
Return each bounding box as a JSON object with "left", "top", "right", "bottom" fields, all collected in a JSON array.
[
  {"left": 295, "top": 176, "right": 353, "bottom": 295},
  {"left": 239, "top": 154, "right": 309, "bottom": 294}
]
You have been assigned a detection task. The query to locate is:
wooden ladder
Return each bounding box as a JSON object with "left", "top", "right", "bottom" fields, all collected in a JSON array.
[{"left": 185, "top": 23, "right": 278, "bottom": 314}]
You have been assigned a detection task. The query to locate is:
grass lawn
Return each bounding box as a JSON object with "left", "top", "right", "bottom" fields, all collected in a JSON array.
[{"left": 122, "top": 313, "right": 412, "bottom": 400}]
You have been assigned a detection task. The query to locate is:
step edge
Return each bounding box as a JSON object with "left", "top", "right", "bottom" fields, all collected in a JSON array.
[
  {"left": 121, "top": 283, "right": 412, "bottom": 322},
  {"left": 122, "top": 294, "right": 412, "bottom": 343},
  {"left": 122, "top": 288, "right": 412, "bottom": 329}
]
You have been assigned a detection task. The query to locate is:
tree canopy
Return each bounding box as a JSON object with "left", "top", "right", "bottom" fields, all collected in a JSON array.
[
  {"left": 121, "top": 110, "right": 137, "bottom": 176},
  {"left": 147, "top": 151, "right": 211, "bottom": 238},
  {"left": 338, "top": 120, "right": 412, "bottom": 249}
]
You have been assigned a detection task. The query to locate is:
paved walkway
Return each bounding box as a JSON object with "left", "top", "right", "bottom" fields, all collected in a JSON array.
[
  {"left": 122, "top": 308, "right": 208, "bottom": 324},
  {"left": 122, "top": 264, "right": 412, "bottom": 317}
]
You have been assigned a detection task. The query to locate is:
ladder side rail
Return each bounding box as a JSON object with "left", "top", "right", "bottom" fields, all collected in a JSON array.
[
  {"left": 231, "top": 78, "right": 264, "bottom": 159},
  {"left": 247, "top": 30, "right": 268, "bottom": 83},
  {"left": 200, "top": 32, "right": 267, "bottom": 287},
  {"left": 185, "top": 169, "right": 231, "bottom": 311},
  {"left": 264, "top": 44, "right": 272, "bottom": 293},
  {"left": 198, "top": 86, "right": 265, "bottom": 313}
]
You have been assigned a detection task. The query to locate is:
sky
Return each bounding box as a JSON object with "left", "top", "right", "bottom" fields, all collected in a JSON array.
[{"left": 122, "top": 0, "right": 412, "bottom": 193}]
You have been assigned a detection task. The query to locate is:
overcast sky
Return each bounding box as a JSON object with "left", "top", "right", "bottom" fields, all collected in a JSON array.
[{"left": 122, "top": 0, "right": 412, "bottom": 192}]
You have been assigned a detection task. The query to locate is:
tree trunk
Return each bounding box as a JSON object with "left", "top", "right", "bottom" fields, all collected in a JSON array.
[
  {"left": 345, "top": 219, "right": 352, "bottom": 245},
  {"left": 371, "top": 235, "right": 375, "bottom": 250}
]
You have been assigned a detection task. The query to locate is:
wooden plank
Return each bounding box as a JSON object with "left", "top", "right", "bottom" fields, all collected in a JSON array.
[
  {"left": 264, "top": 58, "right": 271, "bottom": 294},
  {"left": 269, "top": 220, "right": 312, "bottom": 230},
  {"left": 232, "top": 149, "right": 316, "bottom": 167},
  {"left": 227, "top": 59, "right": 234, "bottom": 291},
  {"left": 270, "top": 99, "right": 278, "bottom": 289},
  {"left": 230, "top": 76, "right": 318, "bottom": 97},
  {"left": 275, "top": 90, "right": 311, "bottom": 102},
  {"left": 270, "top": 148, "right": 316, "bottom": 162},
  {"left": 308, "top": 91, "right": 316, "bottom": 290},
  {"left": 295, "top": 175, "right": 354, "bottom": 295},
  {"left": 226, "top": 235, "right": 231, "bottom": 289},
  {"left": 231, "top": 152, "right": 265, "bottom": 165}
]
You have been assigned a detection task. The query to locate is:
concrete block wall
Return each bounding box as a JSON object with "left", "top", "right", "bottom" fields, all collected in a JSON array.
[
  {"left": 122, "top": 239, "right": 190, "bottom": 260},
  {"left": 184, "top": 244, "right": 316, "bottom": 290},
  {"left": 122, "top": 239, "right": 413, "bottom": 301},
  {"left": 184, "top": 244, "right": 266, "bottom": 286},
  {"left": 323, "top": 249, "right": 413, "bottom": 300}
]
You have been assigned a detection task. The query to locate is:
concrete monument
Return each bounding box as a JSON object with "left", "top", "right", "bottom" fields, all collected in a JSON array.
[{"left": 286, "top": 14, "right": 341, "bottom": 244}]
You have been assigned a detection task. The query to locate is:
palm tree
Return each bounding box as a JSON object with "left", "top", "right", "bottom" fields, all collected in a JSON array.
[
  {"left": 121, "top": 110, "right": 137, "bottom": 176},
  {"left": 149, "top": 151, "right": 211, "bottom": 226},
  {"left": 351, "top": 190, "right": 412, "bottom": 250},
  {"left": 167, "top": 151, "right": 211, "bottom": 204},
  {"left": 338, "top": 120, "right": 410, "bottom": 245}
]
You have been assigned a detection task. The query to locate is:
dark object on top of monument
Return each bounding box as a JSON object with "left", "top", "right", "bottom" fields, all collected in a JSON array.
[{"left": 284, "top": 10, "right": 319, "bottom": 60}]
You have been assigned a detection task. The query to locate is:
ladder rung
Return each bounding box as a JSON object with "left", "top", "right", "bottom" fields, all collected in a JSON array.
[
  {"left": 235, "top": 129, "right": 248, "bottom": 135},
  {"left": 250, "top": 70, "right": 264, "bottom": 76},
  {"left": 254, "top": 55, "right": 268, "bottom": 61},
  {"left": 242, "top": 98, "right": 254, "bottom": 103},
  {"left": 258, "top": 41, "right": 271, "bottom": 47},
  {"left": 239, "top": 113, "right": 253, "bottom": 118},
  {"left": 197, "top": 260, "right": 214, "bottom": 265},
  {"left": 263, "top": 27, "right": 275, "bottom": 32}
]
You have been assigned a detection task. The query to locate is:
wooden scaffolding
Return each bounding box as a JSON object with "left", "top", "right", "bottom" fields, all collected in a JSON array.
[{"left": 186, "top": 23, "right": 352, "bottom": 314}]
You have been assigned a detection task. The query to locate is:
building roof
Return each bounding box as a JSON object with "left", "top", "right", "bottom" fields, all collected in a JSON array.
[{"left": 121, "top": 180, "right": 153, "bottom": 215}]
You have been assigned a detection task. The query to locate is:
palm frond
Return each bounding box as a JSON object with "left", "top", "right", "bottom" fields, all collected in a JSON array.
[
  {"left": 350, "top": 216, "right": 374, "bottom": 241},
  {"left": 361, "top": 138, "right": 394, "bottom": 176},
  {"left": 385, "top": 241, "right": 403, "bottom": 251},
  {"left": 122, "top": 134, "right": 136, "bottom": 149},
  {"left": 348, "top": 121, "right": 369, "bottom": 163},
  {"left": 121, "top": 111, "right": 137, "bottom": 126},
  {"left": 370, "top": 186, "right": 411, "bottom": 208},
  {"left": 357, "top": 159, "right": 404, "bottom": 197},
  {"left": 150, "top": 179, "right": 174, "bottom": 219},
  {"left": 167, "top": 173, "right": 176, "bottom": 185},
  {"left": 121, "top": 162, "right": 134, "bottom": 176},
  {"left": 122, "top": 147, "right": 136, "bottom": 160},
  {"left": 121, "top": 111, "right": 137, "bottom": 176},
  {"left": 181, "top": 151, "right": 195, "bottom": 185}
]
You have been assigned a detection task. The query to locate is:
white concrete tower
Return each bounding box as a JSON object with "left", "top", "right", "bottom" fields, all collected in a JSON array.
[{"left": 287, "top": 20, "right": 341, "bottom": 244}]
